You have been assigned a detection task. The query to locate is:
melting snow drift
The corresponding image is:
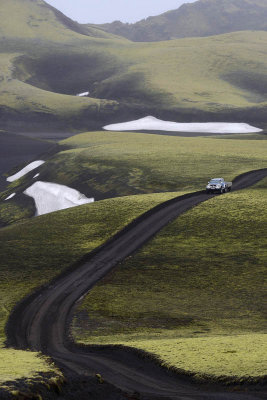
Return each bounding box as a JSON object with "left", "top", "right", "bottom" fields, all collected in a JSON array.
[
  {"left": 77, "top": 91, "right": 89, "bottom": 97},
  {"left": 24, "top": 181, "right": 94, "bottom": 216},
  {"left": 5, "top": 193, "right": 16, "bottom": 201},
  {"left": 103, "top": 116, "right": 262, "bottom": 134},
  {"left": 7, "top": 160, "right": 45, "bottom": 182}
]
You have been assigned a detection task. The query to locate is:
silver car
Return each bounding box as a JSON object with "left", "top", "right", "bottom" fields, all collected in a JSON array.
[{"left": 206, "top": 178, "right": 232, "bottom": 194}]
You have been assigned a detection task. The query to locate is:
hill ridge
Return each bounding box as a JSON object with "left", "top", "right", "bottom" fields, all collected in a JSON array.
[{"left": 90, "top": 0, "right": 267, "bottom": 42}]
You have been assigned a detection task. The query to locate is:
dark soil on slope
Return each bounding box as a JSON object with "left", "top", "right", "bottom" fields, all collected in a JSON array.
[{"left": 0, "top": 132, "right": 55, "bottom": 191}]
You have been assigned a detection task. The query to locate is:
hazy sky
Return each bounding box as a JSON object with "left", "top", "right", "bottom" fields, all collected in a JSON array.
[{"left": 45, "top": 0, "right": 196, "bottom": 24}]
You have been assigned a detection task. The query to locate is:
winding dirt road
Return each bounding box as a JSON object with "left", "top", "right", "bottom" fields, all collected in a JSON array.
[{"left": 7, "top": 168, "right": 267, "bottom": 400}]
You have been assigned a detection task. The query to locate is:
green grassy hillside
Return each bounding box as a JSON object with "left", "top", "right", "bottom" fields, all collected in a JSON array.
[
  {"left": 0, "top": 192, "right": 180, "bottom": 339},
  {"left": 0, "top": 191, "right": 181, "bottom": 393},
  {"left": 96, "top": 0, "right": 267, "bottom": 42},
  {"left": 0, "top": 175, "right": 266, "bottom": 385},
  {"left": 0, "top": 0, "right": 112, "bottom": 40},
  {"left": 1, "top": 130, "right": 267, "bottom": 226},
  {"left": 56, "top": 132, "right": 267, "bottom": 198},
  {"left": 23, "top": 130, "right": 267, "bottom": 196},
  {"left": 0, "top": 0, "right": 126, "bottom": 133},
  {"left": 73, "top": 178, "right": 267, "bottom": 383},
  {"left": 1, "top": 0, "right": 266, "bottom": 391},
  {"left": 0, "top": 45, "right": 120, "bottom": 133},
  {"left": 119, "top": 334, "right": 267, "bottom": 383},
  {"left": 0, "top": 349, "right": 62, "bottom": 398},
  {"left": 0, "top": 1, "right": 267, "bottom": 132},
  {"left": 15, "top": 31, "right": 267, "bottom": 114}
]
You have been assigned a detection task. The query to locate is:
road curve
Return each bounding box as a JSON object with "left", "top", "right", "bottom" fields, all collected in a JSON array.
[{"left": 7, "top": 168, "right": 267, "bottom": 400}]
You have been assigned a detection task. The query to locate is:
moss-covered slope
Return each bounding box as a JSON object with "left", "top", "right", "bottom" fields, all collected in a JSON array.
[
  {"left": 0, "top": 1, "right": 267, "bottom": 132},
  {"left": 29, "top": 131, "right": 267, "bottom": 198},
  {"left": 2, "top": 130, "right": 267, "bottom": 226},
  {"left": 0, "top": 191, "right": 182, "bottom": 393},
  {"left": 73, "top": 179, "right": 267, "bottom": 383}
]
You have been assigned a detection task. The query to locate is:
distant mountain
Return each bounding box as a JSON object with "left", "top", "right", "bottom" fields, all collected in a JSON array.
[{"left": 91, "top": 0, "right": 267, "bottom": 42}]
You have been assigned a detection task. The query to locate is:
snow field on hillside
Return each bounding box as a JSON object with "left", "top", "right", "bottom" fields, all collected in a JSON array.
[
  {"left": 24, "top": 181, "right": 94, "bottom": 216},
  {"left": 4, "top": 193, "right": 16, "bottom": 201},
  {"left": 76, "top": 91, "right": 89, "bottom": 97},
  {"left": 104, "top": 116, "right": 262, "bottom": 134},
  {"left": 7, "top": 161, "right": 45, "bottom": 182}
]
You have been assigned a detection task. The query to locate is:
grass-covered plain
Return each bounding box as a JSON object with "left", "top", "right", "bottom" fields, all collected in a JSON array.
[
  {"left": 73, "top": 178, "right": 267, "bottom": 383},
  {"left": 40, "top": 131, "right": 267, "bottom": 199}
]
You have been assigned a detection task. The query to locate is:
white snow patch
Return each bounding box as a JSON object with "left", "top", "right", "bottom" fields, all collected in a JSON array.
[
  {"left": 103, "top": 116, "right": 262, "bottom": 134},
  {"left": 23, "top": 181, "right": 94, "bottom": 216},
  {"left": 4, "top": 193, "right": 16, "bottom": 201},
  {"left": 7, "top": 160, "right": 45, "bottom": 182},
  {"left": 76, "top": 91, "right": 89, "bottom": 97},
  {"left": 33, "top": 173, "right": 40, "bottom": 179}
]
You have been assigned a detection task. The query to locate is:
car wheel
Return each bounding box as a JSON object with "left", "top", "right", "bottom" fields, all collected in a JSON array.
[{"left": 220, "top": 188, "right": 224, "bottom": 194}]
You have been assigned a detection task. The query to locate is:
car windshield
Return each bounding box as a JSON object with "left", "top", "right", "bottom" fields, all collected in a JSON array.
[{"left": 210, "top": 179, "right": 222, "bottom": 183}]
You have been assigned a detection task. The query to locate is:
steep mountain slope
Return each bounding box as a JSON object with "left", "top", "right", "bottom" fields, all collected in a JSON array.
[
  {"left": 0, "top": 0, "right": 113, "bottom": 40},
  {"left": 0, "top": 0, "right": 128, "bottom": 133},
  {"left": 0, "top": 0, "right": 266, "bottom": 134},
  {"left": 94, "top": 0, "right": 267, "bottom": 42}
]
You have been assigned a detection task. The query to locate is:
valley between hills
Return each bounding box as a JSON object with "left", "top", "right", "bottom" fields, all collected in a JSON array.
[{"left": 0, "top": 0, "right": 266, "bottom": 399}]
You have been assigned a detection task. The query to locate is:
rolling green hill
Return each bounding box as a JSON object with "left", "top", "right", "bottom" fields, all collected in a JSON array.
[
  {"left": 0, "top": 1, "right": 267, "bottom": 133},
  {"left": 0, "top": 192, "right": 180, "bottom": 394},
  {"left": 1, "top": 130, "right": 267, "bottom": 226},
  {"left": 95, "top": 0, "right": 267, "bottom": 42},
  {"left": 0, "top": 0, "right": 126, "bottom": 133},
  {"left": 73, "top": 178, "right": 267, "bottom": 384},
  {"left": 0, "top": 177, "right": 266, "bottom": 386},
  {"left": 0, "top": 0, "right": 112, "bottom": 40},
  {"left": 1, "top": 0, "right": 266, "bottom": 393},
  {"left": 1, "top": 177, "right": 266, "bottom": 386}
]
